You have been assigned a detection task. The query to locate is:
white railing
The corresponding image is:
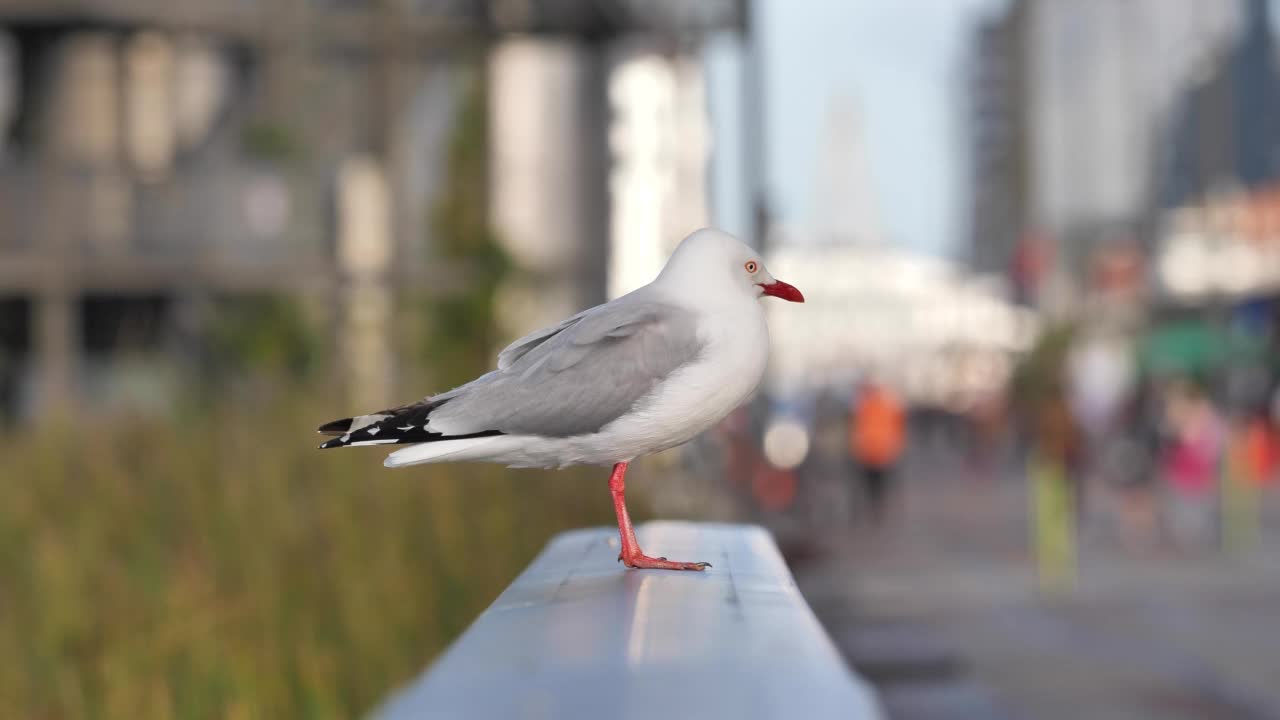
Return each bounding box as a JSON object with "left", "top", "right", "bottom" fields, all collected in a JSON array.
[{"left": 375, "top": 521, "right": 883, "bottom": 720}]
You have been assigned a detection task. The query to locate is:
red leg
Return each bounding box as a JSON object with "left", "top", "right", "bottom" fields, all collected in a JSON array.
[{"left": 608, "top": 462, "right": 710, "bottom": 571}]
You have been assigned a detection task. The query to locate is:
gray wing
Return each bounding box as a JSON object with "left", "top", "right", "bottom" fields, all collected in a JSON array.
[
  {"left": 494, "top": 308, "right": 589, "bottom": 370},
  {"left": 428, "top": 298, "right": 703, "bottom": 437}
]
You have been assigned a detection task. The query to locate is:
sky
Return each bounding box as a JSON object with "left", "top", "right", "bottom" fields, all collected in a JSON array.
[{"left": 707, "top": 0, "right": 1004, "bottom": 257}]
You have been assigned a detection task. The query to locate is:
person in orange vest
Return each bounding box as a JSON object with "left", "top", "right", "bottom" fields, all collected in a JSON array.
[
  {"left": 1240, "top": 412, "right": 1277, "bottom": 488},
  {"left": 850, "top": 380, "right": 907, "bottom": 524}
]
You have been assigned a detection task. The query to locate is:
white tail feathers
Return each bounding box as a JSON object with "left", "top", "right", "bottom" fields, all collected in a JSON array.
[{"left": 383, "top": 436, "right": 506, "bottom": 468}]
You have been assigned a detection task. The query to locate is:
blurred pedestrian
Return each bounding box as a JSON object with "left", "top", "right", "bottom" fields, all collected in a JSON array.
[
  {"left": 1066, "top": 332, "right": 1137, "bottom": 533},
  {"left": 1238, "top": 410, "right": 1277, "bottom": 488},
  {"left": 1030, "top": 380, "right": 1083, "bottom": 591},
  {"left": 1034, "top": 382, "right": 1084, "bottom": 507},
  {"left": 1159, "top": 379, "right": 1224, "bottom": 552},
  {"left": 1104, "top": 380, "right": 1161, "bottom": 554},
  {"left": 1222, "top": 408, "right": 1272, "bottom": 553},
  {"left": 849, "top": 380, "right": 907, "bottom": 525},
  {"left": 968, "top": 391, "right": 1008, "bottom": 483}
]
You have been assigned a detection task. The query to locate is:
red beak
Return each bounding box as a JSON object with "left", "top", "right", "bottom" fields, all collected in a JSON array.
[{"left": 759, "top": 280, "right": 805, "bottom": 303}]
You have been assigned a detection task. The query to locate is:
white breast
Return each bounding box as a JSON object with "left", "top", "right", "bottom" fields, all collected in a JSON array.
[{"left": 570, "top": 300, "right": 770, "bottom": 465}]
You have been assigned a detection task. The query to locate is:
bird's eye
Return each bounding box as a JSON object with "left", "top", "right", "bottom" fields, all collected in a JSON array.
[{"left": 745, "top": 261, "right": 758, "bottom": 273}]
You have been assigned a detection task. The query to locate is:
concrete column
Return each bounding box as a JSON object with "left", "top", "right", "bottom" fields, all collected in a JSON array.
[
  {"left": 488, "top": 38, "right": 610, "bottom": 335},
  {"left": 337, "top": 155, "right": 394, "bottom": 410},
  {"left": 605, "top": 42, "right": 712, "bottom": 298},
  {"left": 27, "top": 32, "right": 121, "bottom": 419},
  {"left": 33, "top": 291, "right": 77, "bottom": 418}
]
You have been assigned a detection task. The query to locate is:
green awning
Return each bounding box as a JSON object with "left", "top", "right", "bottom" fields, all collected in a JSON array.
[{"left": 1141, "top": 321, "right": 1265, "bottom": 374}]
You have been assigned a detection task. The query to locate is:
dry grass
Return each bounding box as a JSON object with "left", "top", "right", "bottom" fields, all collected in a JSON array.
[{"left": 0, "top": 393, "right": 626, "bottom": 719}]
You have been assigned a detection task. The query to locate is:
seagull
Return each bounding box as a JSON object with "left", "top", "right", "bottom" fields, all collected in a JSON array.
[{"left": 317, "top": 228, "right": 804, "bottom": 570}]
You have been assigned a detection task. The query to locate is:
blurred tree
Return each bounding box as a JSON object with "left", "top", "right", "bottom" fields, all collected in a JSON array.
[
  {"left": 203, "top": 295, "right": 321, "bottom": 385},
  {"left": 1012, "top": 322, "right": 1077, "bottom": 415},
  {"left": 414, "top": 72, "right": 509, "bottom": 388},
  {"left": 241, "top": 122, "right": 303, "bottom": 164}
]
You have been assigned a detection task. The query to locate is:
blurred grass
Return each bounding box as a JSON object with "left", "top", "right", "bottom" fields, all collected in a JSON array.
[
  {"left": 0, "top": 62, "right": 624, "bottom": 720},
  {"left": 0, "top": 390, "right": 631, "bottom": 719}
]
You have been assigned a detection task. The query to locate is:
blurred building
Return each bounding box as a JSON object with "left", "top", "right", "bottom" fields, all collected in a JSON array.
[
  {"left": 811, "top": 97, "right": 883, "bottom": 245},
  {"left": 0, "top": 0, "right": 746, "bottom": 419},
  {"left": 1158, "top": 0, "right": 1280, "bottom": 210},
  {"left": 1150, "top": 2, "right": 1280, "bottom": 306},
  {"left": 604, "top": 39, "right": 712, "bottom": 300},
  {"left": 764, "top": 230, "right": 1039, "bottom": 408},
  {"left": 964, "top": 12, "right": 1026, "bottom": 285},
  {"left": 0, "top": 0, "right": 487, "bottom": 417},
  {"left": 486, "top": 3, "right": 738, "bottom": 331},
  {"left": 965, "top": 0, "right": 1245, "bottom": 299}
]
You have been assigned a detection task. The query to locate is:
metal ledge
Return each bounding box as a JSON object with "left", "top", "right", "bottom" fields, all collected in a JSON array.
[{"left": 376, "top": 521, "right": 883, "bottom": 720}]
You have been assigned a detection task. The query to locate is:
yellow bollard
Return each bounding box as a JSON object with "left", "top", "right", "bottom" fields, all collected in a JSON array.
[
  {"left": 1222, "top": 437, "right": 1260, "bottom": 555},
  {"left": 1032, "top": 453, "right": 1076, "bottom": 594}
]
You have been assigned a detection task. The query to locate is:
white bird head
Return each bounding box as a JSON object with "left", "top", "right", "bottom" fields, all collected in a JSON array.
[{"left": 656, "top": 228, "right": 805, "bottom": 305}]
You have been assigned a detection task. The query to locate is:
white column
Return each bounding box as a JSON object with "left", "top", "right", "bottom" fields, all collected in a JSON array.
[{"left": 337, "top": 155, "right": 394, "bottom": 409}]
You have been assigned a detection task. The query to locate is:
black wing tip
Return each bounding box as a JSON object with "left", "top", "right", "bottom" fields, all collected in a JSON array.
[
  {"left": 317, "top": 417, "right": 354, "bottom": 435},
  {"left": 318, "top": 427, "right": 506, "bottom": 450},
  {"left": 316, "top": 399, "right": 504, "bottom": 451}
]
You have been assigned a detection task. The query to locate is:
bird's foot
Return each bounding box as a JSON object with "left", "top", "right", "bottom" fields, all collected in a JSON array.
[{"left": 618, "top": 551, "right": 711, "bottom": 571}]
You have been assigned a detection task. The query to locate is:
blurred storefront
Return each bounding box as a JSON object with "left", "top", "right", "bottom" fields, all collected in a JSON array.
[{"left": 763, "top": 234, "right": 1040, "bottom": 410}]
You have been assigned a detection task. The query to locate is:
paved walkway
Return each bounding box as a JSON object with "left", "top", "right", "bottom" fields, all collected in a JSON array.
[{"left": 785, "top": 455, "right": 1280, "bottom": 720}]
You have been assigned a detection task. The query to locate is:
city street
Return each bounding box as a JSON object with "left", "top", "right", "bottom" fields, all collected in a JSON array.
[{"left": 789, "top": 452, "right": 1280, "bottom": 719}]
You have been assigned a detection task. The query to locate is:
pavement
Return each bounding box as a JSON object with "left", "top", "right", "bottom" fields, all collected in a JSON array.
[{"left": 782, "top": 449, "right": 1280, "bottom": 720}]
